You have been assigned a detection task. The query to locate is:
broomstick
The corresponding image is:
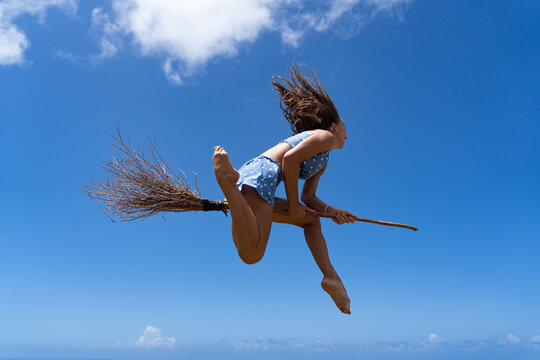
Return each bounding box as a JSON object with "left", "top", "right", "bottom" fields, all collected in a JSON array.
[{"left": 83, "top": 128, "right": 418, "bottom": 231}]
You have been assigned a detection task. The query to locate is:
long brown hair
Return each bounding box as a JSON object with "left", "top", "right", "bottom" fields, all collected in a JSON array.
[{"left": 271, "top": 61, "right": 341, "bottom": 134}]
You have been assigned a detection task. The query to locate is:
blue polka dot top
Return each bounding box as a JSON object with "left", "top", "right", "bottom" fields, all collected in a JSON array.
[{"left": 281, "top": 132, "right": 330, "bottom": 180}]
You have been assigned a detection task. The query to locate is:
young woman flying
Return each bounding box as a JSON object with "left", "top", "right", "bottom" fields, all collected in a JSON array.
[{"left": 212, "top": 62, "right": 356, "bottom": 314}]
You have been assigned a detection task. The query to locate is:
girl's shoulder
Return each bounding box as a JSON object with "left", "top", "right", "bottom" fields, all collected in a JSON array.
[
  {"left": 304, "top": 129, "right": 335, "bottom": 145},
  {"left": 305, "top": 129, "right": 333, "bottom": 138},
  {"left": 291, "top": 129, "right": 335, "bottom": 151},
  {"left": 282, "top": 129, "right": 334, "bottom": 149}
]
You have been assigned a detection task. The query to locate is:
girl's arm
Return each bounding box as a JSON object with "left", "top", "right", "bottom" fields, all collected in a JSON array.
[
  {"left": 301, "top": 165, "right": 357, "bottom": 225},
  {"left": 300, "top": 165, "right": 328, "bottom": 212},
  {"left": 282, "top": 131, "right": 334, "bottom": 217}
]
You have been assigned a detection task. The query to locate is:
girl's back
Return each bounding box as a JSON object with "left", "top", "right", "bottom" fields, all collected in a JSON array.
[{"left": 260, "top": 129, "right": 330, "bottom": 172}]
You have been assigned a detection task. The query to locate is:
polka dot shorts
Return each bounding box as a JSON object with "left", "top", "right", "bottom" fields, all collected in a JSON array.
[{"left": 236, "top": 155, "right": 282, "bottom": 206}]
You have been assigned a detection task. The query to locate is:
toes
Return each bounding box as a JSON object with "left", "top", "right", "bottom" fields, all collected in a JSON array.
[{"left": 340, "top": 300, "right": 351, "bottom": 314}]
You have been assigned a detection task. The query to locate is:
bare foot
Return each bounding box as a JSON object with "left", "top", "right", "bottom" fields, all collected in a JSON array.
[
  {"left": 321, "top": 277, "right": 351, "bottom": 314},
  {"left": 212, "top": 146, "right": 240, "bottom": 187}
]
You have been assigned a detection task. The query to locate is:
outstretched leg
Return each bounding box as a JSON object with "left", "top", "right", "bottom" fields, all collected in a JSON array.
[
  {"left": 212, "top": 146, "right": 273, "bottom": 264},
  {"left": 273, "top": 198, "right": 351, "bottom": 314}
]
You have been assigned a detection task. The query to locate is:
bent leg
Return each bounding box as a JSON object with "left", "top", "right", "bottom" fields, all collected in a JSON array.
[
  {"left": 272, "top": 197, "right": 338, "bottom": 277},
  {"left": 272, "top": 200, "right": 351, "bottom": 314},
  {"left": 212, "top": 146, "right": 273, "bottom": 264},
  {"left": 231, "top": 185, "right": 273, "bottom": 263}
]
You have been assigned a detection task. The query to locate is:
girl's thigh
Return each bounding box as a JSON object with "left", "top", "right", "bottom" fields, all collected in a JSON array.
[
  {"left": 272, "top": 210, "right": 319, "bottom": 228},
  {"left": 236, "top": 185, "right": 274, "bottom": 247}
]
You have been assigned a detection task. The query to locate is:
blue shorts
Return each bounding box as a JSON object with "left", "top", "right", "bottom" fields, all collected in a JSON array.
[{"left": 236, "top": 156, "right": 282, "bottom": 206}]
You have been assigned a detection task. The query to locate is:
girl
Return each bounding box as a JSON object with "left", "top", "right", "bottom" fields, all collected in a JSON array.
[{"left": 212, "top": 62, "right": 356, "bottom": 314}]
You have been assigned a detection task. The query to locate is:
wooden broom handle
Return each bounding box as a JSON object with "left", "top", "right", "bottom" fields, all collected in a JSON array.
[{"left": 275, "top": 210, "right": 418, "bottom": 231}]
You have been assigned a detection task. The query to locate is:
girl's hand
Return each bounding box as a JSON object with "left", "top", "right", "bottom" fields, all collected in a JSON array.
[
  {"left": 330, "top": 208, "right": 356, "bottom": 225},
  {"left": 288, "top": 202, "right": 315, "bottom": 218}
]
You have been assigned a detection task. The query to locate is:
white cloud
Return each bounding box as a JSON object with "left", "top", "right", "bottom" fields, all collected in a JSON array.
[
  {"left": 163, "top": 57, "right": 182, "bottom": 85},
  {"left": 364, "top": 342, "right": 415, "bottom": 352},
  {"left": 499, "top": 333, "right": 522, "bottom": 345},
  {"left": 297, "top": 0, "right": 411, "bottom": 34},
  {"left": 137, "top": 334, "right": 540, "bottom": 353},
  {"left": 0, "top": 23, "right": 28, "bottom": 65},
  {"left": 87, "top": 0, "right": 412, "bottom": 83},
  {"left": 54, "top": 6, "right": 122, "bottom": 66},
  {"left": 310, "top": 0, "right": 361, "bottom": 32},
  {"left": 279, "top": 24, "right": 302, "bottom": 47},
  {"left": 234, "top": 338, "right": 299, "bottom": 351},
  {"left": 529, "top": 336, "right": 540, "bottom": 350},
  {"left": 418, "top": 333, "right": 447, "bottom": 349},
  {"left": 135, "top": 326, "right": 177, "bottom": 348},
  {"left": 427, "top": 333, "right": 446, "bottom": 345},
  {"left": 89, "top": 7, "right": 122, "bottom": 63},
  {"left": 0, "top": 0, "right": 77, "bottom": 65},
  {"left": 110, "top": 0, "right": 273, "bottom": 71},
  {"left": 367, "top": 0, "right": 411, "bottom": 21},
  {"left": 0, "top": 0, "right": 413, "bottom": 78},
  {"left": 119, "top": 326, "right": 177, "bottom": 349},
  {"left": 368, "top": 0, "right": 412, "bottom": 11}
]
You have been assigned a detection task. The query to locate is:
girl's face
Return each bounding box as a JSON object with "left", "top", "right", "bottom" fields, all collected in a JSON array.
[{"left": 332, "top": 120, "right": 347, "bottom": 149}]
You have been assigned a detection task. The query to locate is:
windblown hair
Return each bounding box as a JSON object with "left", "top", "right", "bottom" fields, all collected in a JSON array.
[{"left": 271, "top": 61, "right": 341, "bottom": 134}]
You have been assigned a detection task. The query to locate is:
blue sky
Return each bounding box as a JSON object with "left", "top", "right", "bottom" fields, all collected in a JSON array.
[{"left": 0, "top": 0, "right": 539, "bottom": 359}]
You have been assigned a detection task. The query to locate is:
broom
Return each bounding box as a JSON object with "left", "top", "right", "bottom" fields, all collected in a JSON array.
[{"left": 83, "top": 128, "right": 418, "bottom": 231}]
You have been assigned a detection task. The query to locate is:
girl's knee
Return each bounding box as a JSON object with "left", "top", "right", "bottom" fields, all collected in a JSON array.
[
  {"left": 302, "top": 215, "right": 321, "bottom": 229},
  {"left": 238, "top": 248, "right": 265, "bottom": 265}
]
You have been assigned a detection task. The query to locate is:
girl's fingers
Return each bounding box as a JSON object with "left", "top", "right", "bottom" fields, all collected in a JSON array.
[
  {"left": 333, "top": 211, "right": 356, "bottom": 225},
  {"left": 331, "top": 210, "right": 356, "bottom": 225},
  {"left": 337, "top": 212, "right": 354, "bottom": 224}
]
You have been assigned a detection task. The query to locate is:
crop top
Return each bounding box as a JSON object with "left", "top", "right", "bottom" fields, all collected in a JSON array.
[{"left": 281, "top": 132, "right": 330, "bottom": 180}]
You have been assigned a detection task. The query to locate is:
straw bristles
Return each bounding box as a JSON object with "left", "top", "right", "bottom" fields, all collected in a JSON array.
[{"left": 83, "top": 127, "right": 223, "bottom": 222}]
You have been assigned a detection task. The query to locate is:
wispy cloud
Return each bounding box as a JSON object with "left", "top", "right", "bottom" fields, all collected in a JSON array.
[
  {"left": 55, "top": 6, "right": 122, "bottom": 66},
  {"left": 88, "top": 7, "right": 122, "bottom": 64},
  {"left": 109, "top": 332, "right": 540, "bottom": 357},
  {"left": 1, "top": 0, "right": 413, "bottom": 81},
  {"left": 162, "top": 57, "right": 183, "bottom": 85},
  {"left": 529, "top": 335, "right": 540, "bottom": 351},
  {"left": 117, "top": 326, "right": 177, "bottom": 349},
  {"left": 0, "top": 0, "right": 77, "bottom": 65},
  {"left": 419, "top": 333, "right": 446, "bottom": 347},
  {"left": 88, "top": 0, "right": 412, "bottom": 83},
  {"left": 230, "top": 333, "right": 540, "bottom": 354},
  {"left": 497, "top": 333, "right": 522, "bottom": 345}
]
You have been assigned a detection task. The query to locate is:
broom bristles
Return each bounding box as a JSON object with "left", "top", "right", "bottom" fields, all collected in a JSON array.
[{"left": 83, "top": 126, "right": 212, "bottom": 222}]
